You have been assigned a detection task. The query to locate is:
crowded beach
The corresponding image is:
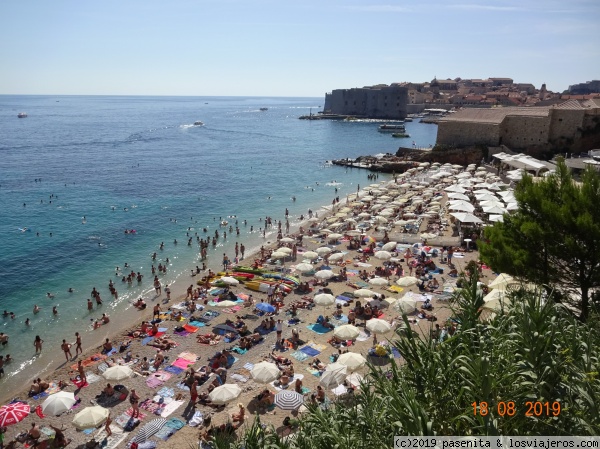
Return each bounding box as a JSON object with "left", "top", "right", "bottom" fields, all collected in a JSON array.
[{"left": 0, "top": 161, "right": 516, "bottom": 449}]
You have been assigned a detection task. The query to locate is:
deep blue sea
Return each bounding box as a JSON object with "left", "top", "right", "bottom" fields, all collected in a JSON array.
[{"left": 0, "top": 95, "right": 437, "bottom": 391}]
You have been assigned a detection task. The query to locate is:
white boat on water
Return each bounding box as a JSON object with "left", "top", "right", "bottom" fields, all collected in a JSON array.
[
  {"left": 378, "top": 123, "right": 406, "bottom": 133},
  {"left": 18, "top": 112, "right": 27, "bottom": 118}
]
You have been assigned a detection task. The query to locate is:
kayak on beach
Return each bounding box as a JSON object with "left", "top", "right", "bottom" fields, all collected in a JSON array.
[{"left": 244, "top": 280, "right": 293, "bottom": 294}]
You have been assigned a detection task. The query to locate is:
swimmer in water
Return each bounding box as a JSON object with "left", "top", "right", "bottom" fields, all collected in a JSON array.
[
  {"left": 25, "top": 318, "right": 30, "bottom": 326},
  {"left": 52, "top": 306, "right": 58, "bottom": 315},
  {"left": 68, "top": 288, "right": 73, "bottom": 293},
  {"left": 33, "top": 305, "right": 40, "bottom": 314},
  {"left": 47, "top": 292, "right": 55, "bottom": 299}
]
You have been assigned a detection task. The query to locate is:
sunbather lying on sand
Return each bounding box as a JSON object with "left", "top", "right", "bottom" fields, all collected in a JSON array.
[{"left": 197, "top": 333, "right": 221, "bottom": 345}]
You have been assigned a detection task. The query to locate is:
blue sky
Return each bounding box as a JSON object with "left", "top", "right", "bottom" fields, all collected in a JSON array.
[{"left": 1, "top": 0, "right": 598, "bottom": 96}]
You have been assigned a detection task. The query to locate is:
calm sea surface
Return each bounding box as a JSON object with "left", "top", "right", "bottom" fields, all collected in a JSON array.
[{"left": 0, "top": 95, "right": 437, "bottom": 392}]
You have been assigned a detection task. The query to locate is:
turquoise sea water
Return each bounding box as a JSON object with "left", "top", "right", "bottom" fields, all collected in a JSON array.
[{"left": 0, "top": 95, "right": 437, "bottom": 391}]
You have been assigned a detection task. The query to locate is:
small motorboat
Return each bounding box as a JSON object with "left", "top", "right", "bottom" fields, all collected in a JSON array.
[
  {"left": 194, "top": 121, "right": 204, "bottom": 126},
  {"left": 18, "top": 112, "right": 27, "bottom": 118},
  {"left": 259, "top": 107, "right": 268, "bottom": 111}
]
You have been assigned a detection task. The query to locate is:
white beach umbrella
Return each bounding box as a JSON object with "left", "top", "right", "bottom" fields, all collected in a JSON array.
[
  {"left": 450, "top": 212, "right": 483, "bottom": 224},
  {"left": 374, "top": 216, "right": 388, "bottom": 224},
  {"left": 445, "top": 185, "right": 467, "bottom": 193},
  {"left": 479, "top": 200, "right": 505, "bottom": 208},
  {"left": 271, "top": 251, "right": 289, "bottom": 259},
  {"left": 474, "top": 194, "right": 498, "bottom": 202},
  {"left": 395, "top": 298, "right": 417, "bottom": 314},
  {"left": 397, "top": 276, "right": 418, "bottom": 287},
  {"left": 369, "top": 277, "right": 389, "bottom": 286},
  {"left": 488, "top": 273, "right": 516, "bottom": 290},
  {"left": 103, "top": 365, "right": 134, "bottom": 381},
  {"left": 208, "top": 384, "right": 242, "bottom": 404},
  {"left": 251, "top": 362, "right": 281, "bottom": 384},
  {"left": 366, "top": 318, "right": 392, "bottom": 335},
  {"left": 447, "top": 192, "right": 470, "bottom": 201},
  {"left": 276, "top": 247, "right": 293, "bottom": 255},
  {"left": 314, "top": 293, "right": 335, "bottom": 306},
  {"left": 42, "top": 391, "right": 76, "bottom": 416},
  {"left": 327, "top": 233, "right": 343, "bottom": 240},
  {"left": 316, "top": 247, "right": 332, "bottom": 256},
  {"left": 320, "top": 363, "right": 348, "bottom": 389},
  {"left": 488, "top": 214, "right": 504, "bottom": 222},
  {"left": 354, "top": 288, "right": 377, "bottom": 298},
  {"left": 483, "top": 206, "right": 506, "bottom": 215},
  {"left": 374, "top": 251, "right": 392, "bottom": 260},
  {"left": 382, "top": 241, "right": 398, "bottom": 251},
  {"left": 295, "top": 263, "right": 314, "bottom": 273},
  {"left": 72, "top": 406, "right": 109, "bottom": 430},
  {"left": 303, "top": 251, "right": 318, "bottom": 259},
  {"left": 448, "top": 201, "right": 475, "bottom": 213},
  {"left": 357, "top": 212, "right": 371, "bottom": 218},
  {"left": 333, "top": 324, "right": 360, "bottom": 340},
  {"left": 279, "top": 237, "right": 295, "bottom": 244},
  {"left": 220, "top": 276, "right": 240, "bottom": 285},
  {"left": 328, "top": 253, "right": 345, "bottom": 262},
  {"left": 315, "top": 270, "right": 336, "bottom": 280},
  {"left": 337, "top": 352, "right": 367, "bottom": 372}
]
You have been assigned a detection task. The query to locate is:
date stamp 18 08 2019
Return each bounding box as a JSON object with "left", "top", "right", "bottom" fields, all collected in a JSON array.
[{"left": 471, "top": 401, "right": 561, "bottom": 417}]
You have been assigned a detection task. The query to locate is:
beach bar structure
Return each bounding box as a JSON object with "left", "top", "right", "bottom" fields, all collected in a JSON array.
[{"left": 492, "top": 153, "right": 551, "bottom": 177}]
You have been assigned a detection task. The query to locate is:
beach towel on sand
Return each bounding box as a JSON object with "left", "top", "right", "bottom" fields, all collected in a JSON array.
[
  {"left": 183, "top": 324, "right": 200, "bottom": 333},
  {"left": 172, "top": 358, "right": 194, "bottom": 370},
  {"left": 299, "top": 346, "right": 320, "bottom": 357}
]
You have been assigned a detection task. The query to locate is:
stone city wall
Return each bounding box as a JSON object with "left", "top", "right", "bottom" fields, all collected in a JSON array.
[
  {"left": 437, "top": 121, "right": 500, "bottom": 147},
  {"left": 501, "top": 115, "right": 551, "bottom": 149}
]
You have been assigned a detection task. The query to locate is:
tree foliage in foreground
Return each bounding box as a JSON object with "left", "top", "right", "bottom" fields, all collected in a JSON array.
[
  {"left": 205, "top": 274, "right": 599, "bottom": 448},
  {"left": 479, "top": 159, "right": 600, "bottom": 321}
]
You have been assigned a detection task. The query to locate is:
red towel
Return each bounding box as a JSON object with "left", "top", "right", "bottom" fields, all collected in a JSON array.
[
  {"left": 183, "top": 324, "right": 199, "bottom": 333},
  {"left": 35, "top": 405, "right": 45, "bottom": 419}
]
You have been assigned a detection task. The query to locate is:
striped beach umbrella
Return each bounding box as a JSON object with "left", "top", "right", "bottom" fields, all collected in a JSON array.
[
  {"left": 274, "top": 391, "right": 304, "bottom": 410},
  {"left": 130, "top": 418, "right": 167, "bottom": 444}
]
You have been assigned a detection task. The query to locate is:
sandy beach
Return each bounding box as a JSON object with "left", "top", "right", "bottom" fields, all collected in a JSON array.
[{"left": 0, "top": 169, "right": 498, "bottom": 449}]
